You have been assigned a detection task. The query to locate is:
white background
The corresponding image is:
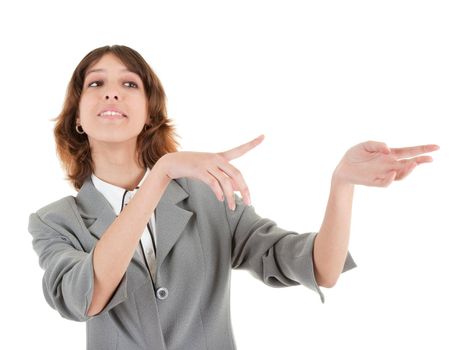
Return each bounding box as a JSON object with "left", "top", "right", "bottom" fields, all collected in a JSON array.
[{"left": 1, "top": 0, "right": 460, "bottom": 349}]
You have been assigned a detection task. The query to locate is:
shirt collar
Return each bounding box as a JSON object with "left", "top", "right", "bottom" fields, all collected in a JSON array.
[{"left": 91, "top": 168, "right": 150, "bottom": 216}]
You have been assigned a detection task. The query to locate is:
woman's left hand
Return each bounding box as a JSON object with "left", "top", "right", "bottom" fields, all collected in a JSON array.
[{"left": 333, "top": 141, "right": 439, "bottom": 187}]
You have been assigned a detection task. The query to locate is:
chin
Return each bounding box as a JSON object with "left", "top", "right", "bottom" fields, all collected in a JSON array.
[{"left": 88, "top": 130, "right": 142, "bottom": 144}]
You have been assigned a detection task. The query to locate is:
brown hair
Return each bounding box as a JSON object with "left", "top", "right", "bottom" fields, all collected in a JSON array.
[{"left": 52, "top": 45, "right": 180, "bottom": 191}]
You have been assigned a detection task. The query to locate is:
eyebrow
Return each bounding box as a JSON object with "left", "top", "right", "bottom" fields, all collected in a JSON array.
[{"left": 86, "top": 68, "right": 138, "bottom": 75}]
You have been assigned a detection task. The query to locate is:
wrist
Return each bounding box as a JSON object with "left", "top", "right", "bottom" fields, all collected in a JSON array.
[
  {"left": 332, "top": 162, "right": 354, "bottom": 190},
  {"left": 153, "top": 154, "right": 172, "bottom": 183}
]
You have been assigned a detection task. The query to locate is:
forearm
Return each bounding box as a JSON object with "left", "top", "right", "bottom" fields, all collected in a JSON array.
[
  {"left": 312, "top": 140, "right": 438, "bottom": 288},
  {"left": 313, "top": 172, "right": 354, "bottom": 288},
  {"left": 88, "top": 159, "right": 171, "bottom": 316}
]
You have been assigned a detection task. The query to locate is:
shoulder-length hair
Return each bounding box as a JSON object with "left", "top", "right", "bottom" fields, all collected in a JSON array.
[{"left": 52, "top": 45, "right": 180, "bottom": 191}]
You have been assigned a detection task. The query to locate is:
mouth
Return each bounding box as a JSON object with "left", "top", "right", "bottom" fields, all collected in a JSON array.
[{"left": 98, "top": 110, "right": 127, "bottom": 119}]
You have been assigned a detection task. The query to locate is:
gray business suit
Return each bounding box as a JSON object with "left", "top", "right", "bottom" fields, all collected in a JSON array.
[{"left": 28, "top": 175, "right": 356, "bottom": 349}]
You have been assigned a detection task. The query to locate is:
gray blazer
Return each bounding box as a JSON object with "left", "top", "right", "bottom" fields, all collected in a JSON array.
[{"left": 28, "top": 175, "right": 356, "bottom": 350}]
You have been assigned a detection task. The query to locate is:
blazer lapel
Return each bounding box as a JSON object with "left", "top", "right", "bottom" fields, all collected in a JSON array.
[
  {"left": 76, "top": 176, "right": 117, "bottom": 240},
  {"left": 76, "top": 176, "right": 194, "bottom": 270}
]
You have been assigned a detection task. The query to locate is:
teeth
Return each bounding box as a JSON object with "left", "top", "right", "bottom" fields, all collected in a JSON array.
[{"left": 100, "top": 111, "right": 123, "bottom": 116}]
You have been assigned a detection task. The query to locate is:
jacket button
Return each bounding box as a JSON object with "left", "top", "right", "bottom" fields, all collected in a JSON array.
[{"left": 156, "top": 287, "right": 169, "bottom": 300}]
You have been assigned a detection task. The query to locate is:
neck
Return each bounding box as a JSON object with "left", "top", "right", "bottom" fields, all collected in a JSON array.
[{"left": 91, "top": 139, "right": 146, "bottom": 191}]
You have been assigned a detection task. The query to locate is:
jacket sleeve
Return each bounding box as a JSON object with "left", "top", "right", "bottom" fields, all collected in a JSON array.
[
  {"left": 28, "top": 212, "right": 129, "bottom": 322},
  {"left": 224, "top": 193, "right": 357, "bottom": 303}
]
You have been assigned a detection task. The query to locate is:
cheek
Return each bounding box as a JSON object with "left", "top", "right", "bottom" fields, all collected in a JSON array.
[
  {"left": 132, "top": 95, "right": 149, "bottom": 114},
  {"left": 77, "top": 106, "right": 95, "bottom": 127},
  {"left": 78, "top": 94, "right": 97, "bottom": 114}
]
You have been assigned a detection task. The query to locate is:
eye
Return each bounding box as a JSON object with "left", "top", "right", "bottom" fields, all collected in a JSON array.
[
  {"left": 85, "top": 80, "right": 139, "bottom": 88},
  {"left": 124, "top": 81, "right": 138, "bottom": 88},
  {"left": 88, "top": 80, "right": 103, "bottom": 87}
]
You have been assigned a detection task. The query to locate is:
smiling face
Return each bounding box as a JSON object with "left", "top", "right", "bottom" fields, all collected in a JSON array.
[{"left": 77, "top": 53, "right": 148, "bottom": 145}]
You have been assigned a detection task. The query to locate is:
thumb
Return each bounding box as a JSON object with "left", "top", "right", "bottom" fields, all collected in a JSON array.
[{"left": 364, "top": 141, "right": 391, "bottom": 154}]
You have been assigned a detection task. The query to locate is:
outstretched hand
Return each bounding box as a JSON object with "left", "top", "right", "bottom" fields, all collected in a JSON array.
[
  {"left": 333, "top": 141, "right": 439, "bottom": 187},
  {"left": 159, "top": 134, "right": 265, "bottom": 210}
]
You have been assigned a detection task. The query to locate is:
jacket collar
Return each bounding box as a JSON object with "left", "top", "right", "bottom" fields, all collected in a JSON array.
[
  {"left": 90, "top": 169, "right": 151, "bottom": 216},
  {"left": 76, "top": 175, "right": 193, "bottom": 270}
]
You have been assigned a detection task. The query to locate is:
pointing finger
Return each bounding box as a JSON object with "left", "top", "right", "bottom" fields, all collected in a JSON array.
[
  {"left": 390, "top": 144, "right": 439, "bottom": 159},
  {"left": 219, "top": 134, "right": 265, "bottom": 161}
]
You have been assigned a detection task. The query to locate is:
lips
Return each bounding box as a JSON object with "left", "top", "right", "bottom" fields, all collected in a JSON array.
[{"left": 98, "top": 108, "right": 127, "bottom": 118}]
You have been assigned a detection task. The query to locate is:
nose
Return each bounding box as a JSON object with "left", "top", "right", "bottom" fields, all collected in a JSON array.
[
  {"left": 105, "top": 94, "right": 118, "bottom": 100},
  {"left": 104, "top": 83, "right": 120, "bottom": 101}
]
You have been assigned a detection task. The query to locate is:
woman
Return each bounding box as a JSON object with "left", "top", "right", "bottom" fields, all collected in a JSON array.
[{"left": 28, "top": 45, "right": 439, "bottom": 350}]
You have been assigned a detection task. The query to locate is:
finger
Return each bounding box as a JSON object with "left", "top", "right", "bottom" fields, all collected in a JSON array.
[
  {"left": 363, "top": 141, "right": 391, "bottom": 154},
  {"left": 216, "top": 161, "right": 251, "bottom": 206},
  {"left": 395, "top": 161, "right": 417, "bottom": 181},
  {"left": 200, "top": 172, "right": 226, "bottom": 203},
  {"left": 207, "top": 168, "right": 236, "bottom": 211},
  {"left": 385, "top": 154, "right": 432, "bottom": 180},
  {"left": 219, "top": 134, "right": 265, "bottom": 161},
  {"left": 394, "top": 155, "right": 433, "bottom": 180},
  {"left": 390, "top": 144, "right": 439, "bottom": 159},
  {"left": 412, "top": 155, "right": 433, "bottom": 164},
  {"left": 374, "top": 170, "right": 397, "bottom": 187}
]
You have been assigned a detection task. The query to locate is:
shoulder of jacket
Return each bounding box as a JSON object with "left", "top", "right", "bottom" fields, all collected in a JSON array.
[
  {"left": 173, "top": 176, "right": 189, "bottom": 191},
  {"left": 32, "top": 195, "right": 76, "bottom": 222},
  {"left": 181, "top": 177, "right": 215, "bottom": 199}
]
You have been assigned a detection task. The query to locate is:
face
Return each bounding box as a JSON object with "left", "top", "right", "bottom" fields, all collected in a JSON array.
[{"left": 77, "top": 53, "right": 148, "bottom": 145}]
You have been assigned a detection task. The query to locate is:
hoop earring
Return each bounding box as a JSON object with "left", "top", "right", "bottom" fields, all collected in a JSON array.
[{"left": 76, "top": 124, "right": 85, "bottom": 135}]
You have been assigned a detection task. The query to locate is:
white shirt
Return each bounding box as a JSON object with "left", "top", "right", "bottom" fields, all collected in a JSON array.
[{"left": 91, "top": 169, "right": 157, "bottom": 281}]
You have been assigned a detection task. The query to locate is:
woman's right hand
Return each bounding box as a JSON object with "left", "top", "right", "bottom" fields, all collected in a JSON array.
[{"left": 157, "top": 135, "right": 265, "bottom": 210}]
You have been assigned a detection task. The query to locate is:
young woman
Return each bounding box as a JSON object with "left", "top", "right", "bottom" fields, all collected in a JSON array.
[{"left": 28, "top": 45, "right": 439, "bottom": 350}]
